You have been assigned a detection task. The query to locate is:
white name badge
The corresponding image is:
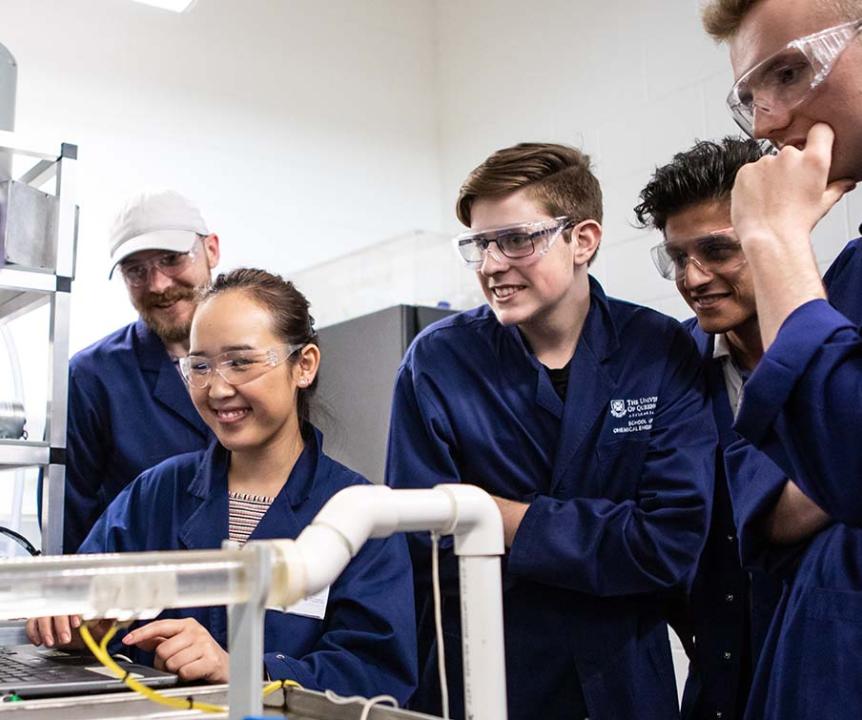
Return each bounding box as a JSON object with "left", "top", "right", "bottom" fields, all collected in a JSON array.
[{"left": 280, "top": 586, "right": 330, "bottom": 620}]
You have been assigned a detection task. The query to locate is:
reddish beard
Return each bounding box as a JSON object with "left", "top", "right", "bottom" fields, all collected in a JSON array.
[{"left": 135, "top": 285, "right": 199, "bottom": 344}]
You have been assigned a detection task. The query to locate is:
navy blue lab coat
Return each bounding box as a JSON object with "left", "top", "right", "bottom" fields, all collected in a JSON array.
[
  {"left": 386, "top": 278, "right": 716, "bottom": 720},
  {"left": 721, "top": 237, "right": 862, "bottom": 720},
  {"left": 678, "top": 320, "right": 782, "bottom": 720},
  {"left": 79, "top": 429, "right": 417, "bottom": 704},
  {"left": 735, "top": 238, "right": 862, "bottom": 523},
  {"left": 65, "top": 320, "right": 212, "bottom": 553}
]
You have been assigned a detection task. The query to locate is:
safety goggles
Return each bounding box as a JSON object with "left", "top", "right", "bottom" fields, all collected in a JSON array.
[
  {"left": 727, "top": 18, "right": 862, "bottom": 137},
  {"left": 651, "top": 227, "right": 745, "bottom": 281},
  {"left": 119, "top": 240, "right": 201, "bottom": 288},
  {"left": 179, "top": 343, "right": 303, "bottom": 389},
  {"left": 452, "top": 216, "right": 575, "bottom": 269}
]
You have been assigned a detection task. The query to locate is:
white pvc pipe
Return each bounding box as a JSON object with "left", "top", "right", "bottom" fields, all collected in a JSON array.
[
  {"left": 459, "top": 555, "right": 508, "bottom": 719},
  {"left": 286, "top": 484, "right": 503, "bottom": 559},
  {"left": 267, "top": 486, "right": 461, "bottom": 604},
  {"left": 265, "top": 484, "right": 507, "bottom": 720}
]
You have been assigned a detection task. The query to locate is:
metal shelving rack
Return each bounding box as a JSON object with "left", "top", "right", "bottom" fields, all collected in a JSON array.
[{"left": 0, "top": 129, "right": 77, "bottom": 556}]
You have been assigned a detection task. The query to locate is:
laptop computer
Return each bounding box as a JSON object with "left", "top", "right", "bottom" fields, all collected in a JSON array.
[{"left": 0, "top": 645, "right": 177, "bottom": 698}]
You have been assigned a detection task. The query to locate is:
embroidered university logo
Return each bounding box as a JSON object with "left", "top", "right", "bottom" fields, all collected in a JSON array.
[
  {"left": 610, "top": 399, "right": 627, "bottom": 418},
  {"left": 609, "top": 396, "right": 659, "bottom": 434}
]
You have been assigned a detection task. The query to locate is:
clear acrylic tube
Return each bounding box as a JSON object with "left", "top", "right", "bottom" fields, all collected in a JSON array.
[{"left": 0, "top": 549, "right": 251, "bottom": 620}]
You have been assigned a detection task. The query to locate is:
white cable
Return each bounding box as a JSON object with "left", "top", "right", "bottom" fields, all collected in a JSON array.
[
  {"left": 431, "top": 530, "right": 450, "bottom": 720},
  {"left": 323, "top": 689, "right": 398, "bottom": 720}
]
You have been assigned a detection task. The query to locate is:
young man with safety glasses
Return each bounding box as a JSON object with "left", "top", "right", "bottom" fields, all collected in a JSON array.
[
  {"left": 386, "top": 142, "right": 716, "bottom": 720},
  {"left": 63, "top": 190, "right": 219, "bottom": 552},
  {"left": 699, "top": 2, "right": 862, "bottom": 717},
  {"left": 635, "top": 136, "right": 831, "bottom": 720}
]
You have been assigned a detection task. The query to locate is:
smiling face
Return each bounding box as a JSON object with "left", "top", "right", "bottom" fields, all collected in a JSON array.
[
  {"left": 126, "top": 235, "right": 219, "bottom": 344},
  {"left": 665, "top": 199, "right": 757, "bottom": 334},
  {"left": 469, "top": 189, "right": 587, "bottom": 330},
  {"left": 729, "top": 0, "right": 862, "bottom": 181},
  {"left": 188, "top": 289, "right": 307, "bottom": 455}
]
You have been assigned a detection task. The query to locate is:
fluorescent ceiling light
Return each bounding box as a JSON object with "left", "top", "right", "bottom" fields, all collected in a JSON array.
[{"left": 131, "top": 0, "right": 196, "bottom": 12}]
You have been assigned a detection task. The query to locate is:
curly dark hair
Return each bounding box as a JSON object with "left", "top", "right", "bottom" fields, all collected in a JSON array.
[{"left": 634, "top": 137, "right": 763, "bottom": 233}]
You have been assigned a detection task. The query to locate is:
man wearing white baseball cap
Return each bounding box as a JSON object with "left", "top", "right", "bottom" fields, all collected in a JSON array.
[{"left": 63, "top": 189, "right": 218, "bottom": 552}]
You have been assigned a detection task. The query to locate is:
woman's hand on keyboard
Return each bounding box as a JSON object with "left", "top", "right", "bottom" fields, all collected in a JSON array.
[
  {"left": 122, "top": 618, "right": 229, "bottom": 683},
  {"left": 25, "top": 616, "right": 112, "bottom": 649}
]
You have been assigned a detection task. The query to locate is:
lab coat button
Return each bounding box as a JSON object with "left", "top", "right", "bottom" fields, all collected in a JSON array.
[
  {"left": 725, "top": 593, "right": 735, "bottom": 603},
  {"left": 727, "top": 534, "right": 736, "bottom": 543},
  {"left": 715, "top": 712, "right": 723, "bottom": 719},
  {"left": 723, "top": 651, "right": 732, "bottom": 661},
  {"left": 276, "top": 654, "right": 285, "bottom": 660}
]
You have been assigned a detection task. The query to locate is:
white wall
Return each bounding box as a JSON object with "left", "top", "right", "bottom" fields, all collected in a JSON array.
[
  {"left": 290, "top": 229, "right": 484, "bottom": 328},
  {"left": 1, "top": 0, "right": 443, "bottom": 353}
]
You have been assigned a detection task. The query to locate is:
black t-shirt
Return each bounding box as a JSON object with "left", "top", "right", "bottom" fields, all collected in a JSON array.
[{"left": 544, "top": 360, "right": 571, "bottom": 400}]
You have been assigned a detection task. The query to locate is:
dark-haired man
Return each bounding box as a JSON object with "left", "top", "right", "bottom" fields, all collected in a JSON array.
[
  {"left": 64, "top": 190, "right": 217, "bottom": 552},
  {"left": 387, "top": 142, "right": 716, "bottom": 720},
  {"left": 635, "top": 136, "right": 818, "bottom": 720}
]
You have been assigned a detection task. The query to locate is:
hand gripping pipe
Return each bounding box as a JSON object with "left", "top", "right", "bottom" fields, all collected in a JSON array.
[{"left": 0, "top": 484, "right": 507, "bottom": 720}]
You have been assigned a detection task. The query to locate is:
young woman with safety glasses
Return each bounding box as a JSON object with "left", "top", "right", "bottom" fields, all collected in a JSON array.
[{"left": 27, "top": 269, "right": 417, "bottom": 703}]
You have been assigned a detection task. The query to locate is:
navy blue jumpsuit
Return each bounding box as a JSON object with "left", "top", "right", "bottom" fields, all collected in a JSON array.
[
  {"left": 386, "top": 278, "right": 716, "bottom": 720},
  {"left": 65, "top": 320, "right": 212, "bottom": 552},
  {"left": 80, "top": 429, "right": 417, "bottom": 704},
  {"left": 724, "top": 238, "right": 862, "bottom": 720}
]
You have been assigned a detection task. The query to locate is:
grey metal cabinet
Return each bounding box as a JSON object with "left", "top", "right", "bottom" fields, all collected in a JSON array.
[{"left": 313, "top": 304, "right": 453, "bottom": 485}]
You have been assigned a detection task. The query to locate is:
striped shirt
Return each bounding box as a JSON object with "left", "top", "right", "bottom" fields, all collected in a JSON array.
[{"left": 228, "top": 491, "right": 274, "bottom": 545}]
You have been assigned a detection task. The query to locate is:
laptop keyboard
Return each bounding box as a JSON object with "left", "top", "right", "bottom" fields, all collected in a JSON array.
[
  {"left": 0, "top": 652, "right": 54, "bottom": 684},
  {"left": 0, "top": 646, "right": 177, "bottom": 698},
  {"left": 0, "top": 649, "right": 92, "bottom": 685}
]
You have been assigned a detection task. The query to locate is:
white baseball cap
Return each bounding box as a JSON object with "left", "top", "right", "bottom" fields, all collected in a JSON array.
[{"left": 108, "top": 189, "right": 210, "bottom": 278}]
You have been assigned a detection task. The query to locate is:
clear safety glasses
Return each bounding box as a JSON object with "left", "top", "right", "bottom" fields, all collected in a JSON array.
[
  {"left": 452, "top": 216, "right": 576, "bottom": 269},
  {"left": 179, "top": 343, "right": 303, "bottom": 389},
  {"left": 119, "top": 240, "right": 201, "bottom": 288},
  {"left": 727, "top": 18, "right": 862, "bottom": 137},
  {"left": 651, "top": 227, "right": 745, "bottom": 281}
]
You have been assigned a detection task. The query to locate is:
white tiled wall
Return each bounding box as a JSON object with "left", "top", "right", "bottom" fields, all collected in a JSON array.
[{"left": 290, "top": 230, "right": 484, "bottom": 329}]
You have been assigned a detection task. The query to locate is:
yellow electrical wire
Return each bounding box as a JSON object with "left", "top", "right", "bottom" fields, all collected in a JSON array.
[
  {"left": 79, "top": 620, "right": 304, "bottom": 713},
  {"left": 79, "top": 622, "right": 227, "bottom": 714},
  {"left": 263, "top": 678, "right": 302, "bottom": 697}
]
